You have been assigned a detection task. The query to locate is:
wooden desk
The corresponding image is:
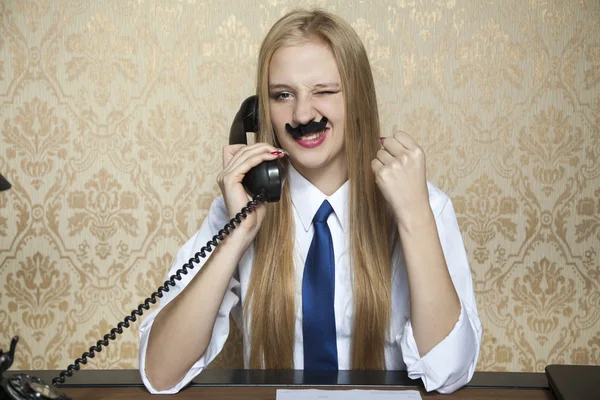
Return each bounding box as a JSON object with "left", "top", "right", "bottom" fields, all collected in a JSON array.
[
  {"left": 59, "top": 386, "right": 553, "bottom": 399},
  {"left": 7, "top": 369, "right": 555, "bottom": 400}
]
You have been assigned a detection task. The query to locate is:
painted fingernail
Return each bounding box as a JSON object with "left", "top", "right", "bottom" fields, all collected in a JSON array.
[
  {"left": 377, "top": 137, "right": 386, "bottom": 143},
  {"left": 275, "top": 148, "right": 289, "bottom": 156},
  {"left": 271, "top": 151, "right": 282, "bottom": 155}
]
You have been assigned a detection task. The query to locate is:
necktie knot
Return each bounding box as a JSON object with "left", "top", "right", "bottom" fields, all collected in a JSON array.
[{"left": 313, "top": 200, "right": 333, "bottom": 223}]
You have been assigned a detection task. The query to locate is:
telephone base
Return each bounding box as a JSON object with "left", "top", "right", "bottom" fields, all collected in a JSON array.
[{"left": 1, "top": 373, "right": 72, "bottom": 400}]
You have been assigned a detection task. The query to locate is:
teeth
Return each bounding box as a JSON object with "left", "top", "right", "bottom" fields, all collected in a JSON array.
[{"left": 300, "top": 130, "right": 326, "bottom": 141}]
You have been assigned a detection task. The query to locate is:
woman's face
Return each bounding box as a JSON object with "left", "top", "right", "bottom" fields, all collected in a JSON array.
[{"left": 268, "top": 40, "right": 347, "bottom": 187}]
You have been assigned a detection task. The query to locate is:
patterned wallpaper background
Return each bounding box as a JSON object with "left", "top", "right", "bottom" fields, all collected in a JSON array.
[{"left": 0, "top": 0, "right": 599, "bottom": 374}]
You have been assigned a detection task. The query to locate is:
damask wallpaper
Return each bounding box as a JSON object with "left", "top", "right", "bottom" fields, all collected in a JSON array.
[{"left": 0, "top": 0, "right": 599, "bottom": 374}]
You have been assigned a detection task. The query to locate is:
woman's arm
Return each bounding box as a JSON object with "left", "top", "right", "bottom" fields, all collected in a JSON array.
[
  {"left": 372, "top": 131, "right": 461, "bottom": 355},
  {"left": 144, "top": 143, "right": 286, "bottom": 391},
  {"left": 144, "top": 226, "right": 252, "bottom": 391},
  {"left": 398, "top": 192, "right": 481, "bottom": 393},
  {"left": 395, "top": 202, "right": 461, "bottom": 355}
]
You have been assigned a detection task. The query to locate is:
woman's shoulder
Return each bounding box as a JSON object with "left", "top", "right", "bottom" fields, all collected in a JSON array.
[
  {"left": 208, "top": 194, "right": 228, "bottom": 216},
  {"left": 426, "top": 181, "right": 452, "bottom": 219},
  {"left": 209, "top": 194, "right": 226, "bottom": 211},
  {"left": 201, "top": 195, "right": 231, "bottom": 228}
]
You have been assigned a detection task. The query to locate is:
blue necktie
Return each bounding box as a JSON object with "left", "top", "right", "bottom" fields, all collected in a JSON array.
[{"left": 302, "top": 200, "right": 338, "bottom": 370}]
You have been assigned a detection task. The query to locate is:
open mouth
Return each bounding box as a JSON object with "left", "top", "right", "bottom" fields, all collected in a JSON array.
[
  {"left": 295, "top": 127, "right": 329, "bottom": 148},
  {"left": 298, "top": 129, "right": 327, "bottom": 141}
]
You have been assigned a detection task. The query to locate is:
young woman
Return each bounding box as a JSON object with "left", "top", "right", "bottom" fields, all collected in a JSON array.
[{"left": 140, "top": 9, "right": 481, "bottom": 394}]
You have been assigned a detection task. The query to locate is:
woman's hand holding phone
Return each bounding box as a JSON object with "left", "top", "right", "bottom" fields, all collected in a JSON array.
[{"left": 217, "top": 143, "right": 285, "bottom": 236}]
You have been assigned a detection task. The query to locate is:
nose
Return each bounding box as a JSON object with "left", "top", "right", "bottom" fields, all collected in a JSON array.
[{"left": 292, "top": 95, "right": 316, "bottom": 126}]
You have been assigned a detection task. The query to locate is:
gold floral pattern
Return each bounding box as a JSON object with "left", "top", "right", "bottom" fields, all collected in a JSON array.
[
  {"left": 585, "top": 43, "right": 600, "bottom": 90},
  {"left": 394, "top": 0, "right": 456, "bottom": 40},
  {"left": 197, "top": 15, "right": 259, "bottom": 89},
  {"left": 512, "top": 257, "right": 575, "bottom": 344},
  {"left": 519, "top": 106, "right": 583, "bottom": 195},
  {"left": 2, "top": 99, "right": 69, "bottom": 189},
  {"left": 65, "top": 13, "right": 137, "bottom": 106},
  {"left": 454, "top": 19, "right": 526, "bottom": 101},
  {"left": 5, "top": 252, "right": 70, "bottom": 342},
  {"left": 581, "top": 331, "right": 600, "bottom": 364},
  {"left": 529, "top": 0, "right": 583, "bottom": 39},
  {"left": 576, "top": 187, "right": 600, "bottom": 243},
  {"left": 0, "top": 0, "right": 599, "bottom": 374},
  {"left": 67, "top": 169, "right": 139, "bottom": 261},
  {"left": 478, "top": 328, "right": 513, "bottom": 371},
  {"left": 453, "top": 174, "right": 518, "bottom": 264},
  {"left": 135, "top": 102, "right": 202, "bottom": 191},
  {"left": 16, "top": 0, "right": 51, "bottom": 32}
]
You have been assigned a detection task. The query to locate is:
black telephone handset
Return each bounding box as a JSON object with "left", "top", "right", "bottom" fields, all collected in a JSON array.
[
  {"left": 230, "top": 95, "right": 282, "bottom": 202},
  {"left": 0, "top": 96, "right": 281, "bottom": 400}
]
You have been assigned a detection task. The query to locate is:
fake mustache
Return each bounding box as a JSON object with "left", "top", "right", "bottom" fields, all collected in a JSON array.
[{"left": 285, "top": 117, "right": 329, "bottom": 140}]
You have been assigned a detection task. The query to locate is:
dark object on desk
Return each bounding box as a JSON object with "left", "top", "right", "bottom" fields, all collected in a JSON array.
[
  {"left": 1, "top": 337, "right": 72, "bottom": 400},
  {"left": 546, "top": 364, "right": 600, "bottom": 400},
  {"left": 0, "top": 173, "right": 10, "bottom": 191}
]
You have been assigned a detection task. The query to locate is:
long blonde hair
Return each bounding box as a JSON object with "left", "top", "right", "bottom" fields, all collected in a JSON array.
[{"left": 245, "top": 9, "right": 392, "bottom": 369}]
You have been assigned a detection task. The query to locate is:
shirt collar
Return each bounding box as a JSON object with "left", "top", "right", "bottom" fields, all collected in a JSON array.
[{"left": 288, "top": 164, "right": 349, "bottom": 233}]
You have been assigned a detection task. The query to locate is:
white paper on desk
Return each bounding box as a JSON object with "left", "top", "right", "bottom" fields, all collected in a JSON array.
[{"left": 276, "top": 389, "right": 422, "bottom": 400}]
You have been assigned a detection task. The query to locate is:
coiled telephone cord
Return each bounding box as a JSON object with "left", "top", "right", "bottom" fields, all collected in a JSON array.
[{"left": 52, "top": 194, "right": 264, "bottom": 386}]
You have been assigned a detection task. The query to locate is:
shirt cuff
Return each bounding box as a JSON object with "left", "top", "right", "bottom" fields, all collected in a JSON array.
[{"left": 400, "top": 299, "right": 482, "bottom": 393}]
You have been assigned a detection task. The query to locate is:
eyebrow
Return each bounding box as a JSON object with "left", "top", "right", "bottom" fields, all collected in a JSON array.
[
  {"left": 268, "top": 82, "right": 341, "bottom": 91},
  {"left": 268, "top": 84, "right": 293, "bottom": 92},
  {"left": 313, "top": 83, "right": 341, "bottom": 89}
]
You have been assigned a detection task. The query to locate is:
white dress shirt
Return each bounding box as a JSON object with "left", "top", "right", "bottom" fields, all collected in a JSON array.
[{"left": 138, "top": 165, "right": 482, "bottom": 394}]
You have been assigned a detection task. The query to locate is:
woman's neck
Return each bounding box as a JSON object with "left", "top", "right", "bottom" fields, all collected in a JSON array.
[{"left": 291, "top": 159, "right": 348, "bottom": 196}]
